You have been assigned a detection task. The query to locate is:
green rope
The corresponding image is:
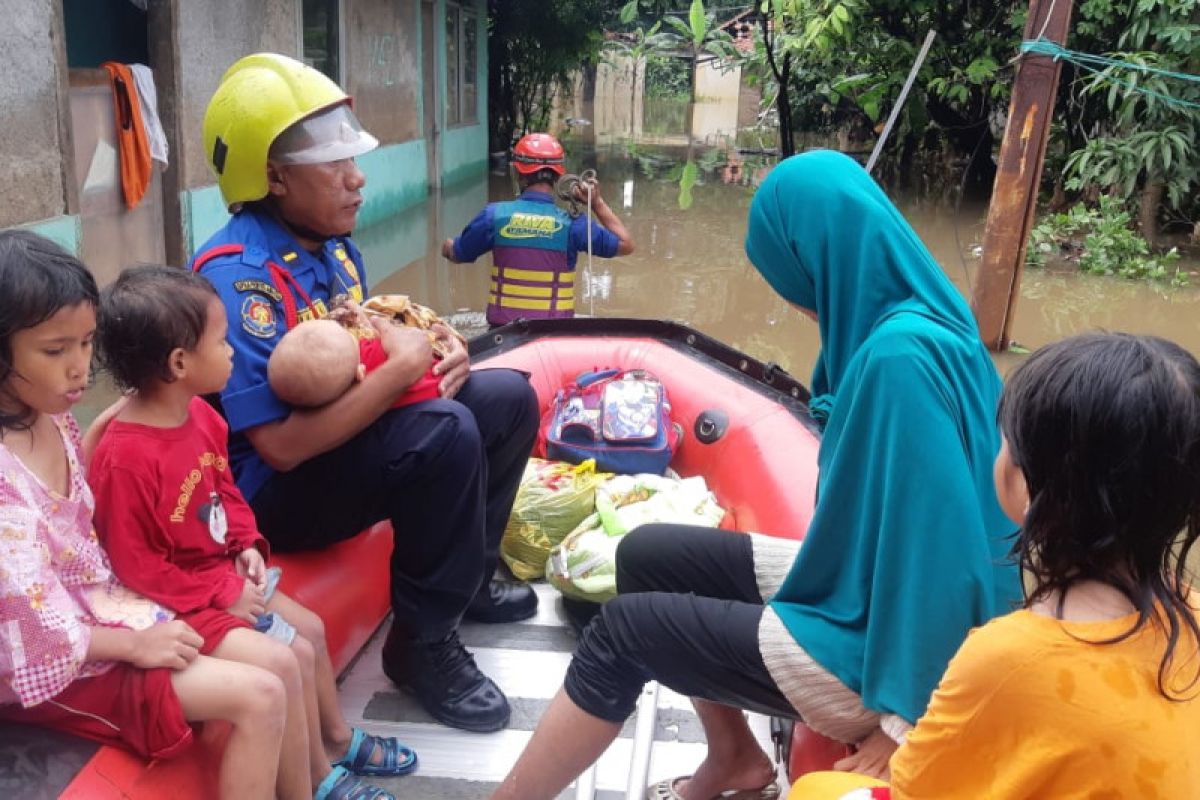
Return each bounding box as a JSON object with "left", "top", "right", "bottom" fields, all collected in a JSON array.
[{"left": 1020, "top": 37, "right": 1200, "bottom": 111}]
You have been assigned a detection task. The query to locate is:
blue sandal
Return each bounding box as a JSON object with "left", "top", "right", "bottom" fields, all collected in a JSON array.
[
  {"left": 333, "top": 727, "right": 419, "bottom": 778},
  {"left": 314, "top": 765, "right": 396, "bottom": 800}
]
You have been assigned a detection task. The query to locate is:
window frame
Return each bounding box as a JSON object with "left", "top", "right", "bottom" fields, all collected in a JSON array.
[
  {"left": 299, "top": 0, "right": 345, "bottom": 86},
  {"left": 445, "top": 1, "right": 478, "bottom": 128}
]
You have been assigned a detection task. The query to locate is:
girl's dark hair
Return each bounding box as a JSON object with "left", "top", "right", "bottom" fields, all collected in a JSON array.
[
  {"left": 999, "top": 332, "right": 1200, "bottom": 698},
  {"left": 0, "top": 231, "right": 99, "bottom": 430},
  {"left": 97, "top": 266, "right": 219, "bottom": 393}
]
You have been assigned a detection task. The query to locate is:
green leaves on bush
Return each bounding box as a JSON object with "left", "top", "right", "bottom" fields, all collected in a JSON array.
[{"left": 1026, "top": 196, "right": 1187, "bottom": 285}]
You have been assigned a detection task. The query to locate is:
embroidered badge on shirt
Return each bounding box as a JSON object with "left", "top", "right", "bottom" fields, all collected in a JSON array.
[
  {"left": 200, "top": 491, "right": 228, "bottom": 545},
  {"left": 233, "top": 279, "right": 283, "bottom": 302},
  {"left": 241, "top": 294, "right": 277, "bottom": 338}
]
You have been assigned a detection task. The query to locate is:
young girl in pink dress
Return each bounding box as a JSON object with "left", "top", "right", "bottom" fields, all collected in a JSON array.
[{"left": 0, "top": 230, "right": 286, "bottom": 799}]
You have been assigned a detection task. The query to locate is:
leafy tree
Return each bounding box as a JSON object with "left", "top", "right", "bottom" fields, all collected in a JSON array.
[
  {"left": 646, "top": 0, "right": 738, "bottom": 109},
  {"left": 1057, "top": 0, "right": 1200, "bottom": 242},
  {"left": 750, "top": 1, "right": 1022, "bottom": 183},
  {"left": 487, "top": 0, "right": 608, "bottom": 152}
]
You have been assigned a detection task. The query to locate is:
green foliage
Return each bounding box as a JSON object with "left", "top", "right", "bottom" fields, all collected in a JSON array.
[
  {"left": 1058, "top": 1, "right": 1200, "bottom": 228},
  {"left": 651, "top": 0, "right": 738, "bottom": 68},
  {"left": 644, "top": 54, "right": 691, "bottom": 99},
  {"left": 678, "top": 159, "right": 699, "bottom": 209},
  {"left": 1027, "top": 196, "right": 1187, "bottom": 285},
  {"left": 732, "top": 0, "right": 1200, "bottom": 225},
  {"left": 742, "top": 0, "right": 1022, "bottom": 166},
  {"left": 488, "top": 0, "right": 609, "bottom": 150}
]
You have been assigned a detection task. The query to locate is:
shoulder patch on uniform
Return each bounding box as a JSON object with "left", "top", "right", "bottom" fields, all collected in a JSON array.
[
  {"left": 240, "top": 295, "right": 278, "bottom": 339},
  {"left": 233, "top": 280, "right": 283, "bottom": 302}
]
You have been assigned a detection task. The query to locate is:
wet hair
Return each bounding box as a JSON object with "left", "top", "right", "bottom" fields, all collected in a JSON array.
[
  {"left": 998, "top": 332, "right": 1200, "bottom": 698},
  {"left": 0, "top": 231, "right": 99, "bottom": 431},
  {"left": 98, "top": 266, "right": 219, "bottom": 393}
]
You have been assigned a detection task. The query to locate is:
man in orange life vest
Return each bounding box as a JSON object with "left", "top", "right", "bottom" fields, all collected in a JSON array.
[
  {"left": 441, "top": 133, "right": 634, "bottom": 326},
  {"left": 191, "top": 53, "right": 539, "bottom": 733}
]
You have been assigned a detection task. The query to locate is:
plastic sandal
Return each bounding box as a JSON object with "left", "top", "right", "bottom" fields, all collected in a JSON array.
[
  {"left": 314, "top": 765, "right": 397, "bottom": 800},
  {"left": 333, "top": 727, "right": 419, "bottom": 777},
  {"left": 646, "top": 775, "right": 781, "bottom": 800}
]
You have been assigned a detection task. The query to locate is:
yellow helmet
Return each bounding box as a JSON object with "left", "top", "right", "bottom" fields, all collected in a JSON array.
[{"left": 203, "top": 53, "right": 378, "bottom": 207}]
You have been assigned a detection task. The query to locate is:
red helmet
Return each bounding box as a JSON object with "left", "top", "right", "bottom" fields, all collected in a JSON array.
[{"left": 512, "top": 133, "right": 565, "bottom": 176}]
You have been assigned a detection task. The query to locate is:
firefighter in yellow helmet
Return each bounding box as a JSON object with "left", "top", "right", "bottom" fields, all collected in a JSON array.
[
  {"left": 441, "top": 132, "right": 634, "bottom": 327},
  {"left": 192, "top": 53, "right": 539, "bottom": 736}
]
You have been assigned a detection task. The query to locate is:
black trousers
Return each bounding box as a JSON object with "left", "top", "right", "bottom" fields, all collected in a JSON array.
[
  {"left": 563, "top": 524, "right": 797, "bottom": 723},
  {"left": 250, "top": 368, "right": 538, "bottom": 640}
]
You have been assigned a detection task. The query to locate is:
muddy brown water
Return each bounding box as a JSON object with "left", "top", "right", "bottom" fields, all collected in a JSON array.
[{"left": 366, "top": 147, "right": 1200, "bottom": 384}]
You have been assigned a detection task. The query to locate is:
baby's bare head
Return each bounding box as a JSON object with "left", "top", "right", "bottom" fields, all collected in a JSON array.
[{"left": 268, "top": 319, "right": 360, "bottom": 407}]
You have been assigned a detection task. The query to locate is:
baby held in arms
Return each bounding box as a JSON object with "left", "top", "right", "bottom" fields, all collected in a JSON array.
[{"left": 268, "top": 295, "right": 466, "bottom": 408}]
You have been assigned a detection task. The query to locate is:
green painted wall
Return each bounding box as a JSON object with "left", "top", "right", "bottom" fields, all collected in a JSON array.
[
  {"left": 356, "top": 140, "right": 429, "bottom": 229},
  {"left": 21, "top": 215, "right": 82, "bottom": 256},
  {"left": 182, "top": 185, "right": 230, "bottom": 257}
]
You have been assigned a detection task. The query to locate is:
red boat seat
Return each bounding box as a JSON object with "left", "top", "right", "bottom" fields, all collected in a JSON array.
[
  {"left": 58, "top": 523, "right": 394, "bottom": 799},
  {"left": 787, "top": 722, "right": 854, "bottom": 783}
]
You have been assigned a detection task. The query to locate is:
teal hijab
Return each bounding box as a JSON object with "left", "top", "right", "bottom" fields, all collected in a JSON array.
[{"left": 746, "top": 151, "right": 1021, "bottom": 724}]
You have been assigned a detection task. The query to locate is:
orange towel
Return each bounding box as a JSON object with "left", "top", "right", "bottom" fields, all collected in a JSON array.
[{"left": 101, "top": 61, "right": 153, "bottom": 210}]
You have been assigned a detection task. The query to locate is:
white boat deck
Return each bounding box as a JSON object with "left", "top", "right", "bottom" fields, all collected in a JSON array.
[{"left": 337, "top": 582, "right": 785, "bottom": 799}]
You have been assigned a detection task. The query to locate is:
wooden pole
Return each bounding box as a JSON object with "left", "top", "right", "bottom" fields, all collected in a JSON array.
[{"left": 970, "top": 0, "right": 1074, "bottom": 350}]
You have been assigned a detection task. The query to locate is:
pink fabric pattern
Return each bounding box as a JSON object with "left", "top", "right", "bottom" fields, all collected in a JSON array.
[{"left": 0, "top": 414, "right": 170, "bottom": 708}]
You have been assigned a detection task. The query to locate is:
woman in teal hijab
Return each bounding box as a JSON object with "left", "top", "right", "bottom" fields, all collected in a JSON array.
[{"left": 492, "top": 151, "right": 1022, "bottom": 800}]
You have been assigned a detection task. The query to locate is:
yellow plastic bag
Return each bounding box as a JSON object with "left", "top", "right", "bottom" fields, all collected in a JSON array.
[{"left": 500, "top": 458, "right": 611, "bottom": 580}]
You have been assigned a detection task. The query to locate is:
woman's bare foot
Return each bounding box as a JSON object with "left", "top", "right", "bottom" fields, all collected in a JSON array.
[{"left": 674, "top": 748, "right": 776, "bottom": 799}]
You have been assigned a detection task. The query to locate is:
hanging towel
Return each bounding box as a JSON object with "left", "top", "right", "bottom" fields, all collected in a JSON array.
[
  {"left": 129, "top": 64, "right": 168, "bottom": 168},
  {"left": 100, "top": 61, "right": 153, "bottom": 209}
]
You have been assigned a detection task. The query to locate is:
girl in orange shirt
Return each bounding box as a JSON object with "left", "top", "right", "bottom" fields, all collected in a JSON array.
[{"left": 794, "top": 332, "right": 1200, "bottom": 799}]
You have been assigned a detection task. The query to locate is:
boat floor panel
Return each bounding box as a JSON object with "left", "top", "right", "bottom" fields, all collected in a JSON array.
[{"left": 340, "top": 582, "right": 785, "bottom": 800}]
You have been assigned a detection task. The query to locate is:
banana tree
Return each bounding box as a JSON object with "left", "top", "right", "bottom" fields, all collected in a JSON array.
[
  {"left": 649, "top": 0, "right": 737, "bottom": 207},
  {"left": 650, "top": 0, "right": 737, "bottom": 114}
]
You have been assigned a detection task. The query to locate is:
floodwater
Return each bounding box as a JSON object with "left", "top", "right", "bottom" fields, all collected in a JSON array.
[
  {"left": 365, "top": 145, "right": 1200, "bottom": 384},
  {"left": 75, "top": 144, "right": 1199, "bottom": 428}
]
